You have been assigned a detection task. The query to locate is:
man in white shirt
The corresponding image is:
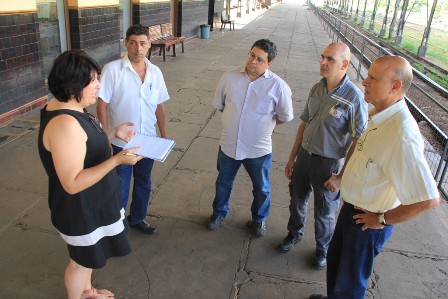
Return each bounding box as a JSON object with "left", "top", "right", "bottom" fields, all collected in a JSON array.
[
  {"left": 207, "top": 39, "right": 294, "bottom": 237},
  {"left": 97, "top": 24, "right": 169, "bottom": 235},
  {"left": 310, "top": 56, "right": 440, "bottom": 299}
]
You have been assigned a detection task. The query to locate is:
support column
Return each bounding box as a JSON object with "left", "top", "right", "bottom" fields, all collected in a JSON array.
[{"left": 68, "top": 0, "right": 121, "bottom": 66}]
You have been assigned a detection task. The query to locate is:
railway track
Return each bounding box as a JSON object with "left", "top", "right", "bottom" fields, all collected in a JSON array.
[
  {"left": 380, "top": 43, "right": 448, "bottom": 98},
  {"left": 313, "top": 4, "right": 448, "bottom": 197}
]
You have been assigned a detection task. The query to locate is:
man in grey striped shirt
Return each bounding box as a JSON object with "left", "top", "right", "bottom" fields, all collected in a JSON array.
[{"left": 278, "top": 43, "right": 368, "bottom": 270}]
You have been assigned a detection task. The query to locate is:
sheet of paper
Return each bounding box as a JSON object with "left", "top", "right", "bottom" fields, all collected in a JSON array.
[{"left": 123, "top": 133, "right": 175, "bottom": 162}]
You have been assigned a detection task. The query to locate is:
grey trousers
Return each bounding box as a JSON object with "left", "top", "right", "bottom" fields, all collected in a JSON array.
[{"left": 287, "top": 145, "right": 342, "bottom": 253}]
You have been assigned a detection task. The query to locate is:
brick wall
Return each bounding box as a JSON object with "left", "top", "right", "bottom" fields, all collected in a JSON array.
[
  {"left": 0, "top": 12, "right": 47, "bottom": 119},
  {"left": 132, "top": 1, "right": 171, "bottom": 26},
  {"left": 69, "top": 6, "right": 121, "bottom": 67},
  {"left": 177, "top": 0, "right": 209, "bottom": 37}
]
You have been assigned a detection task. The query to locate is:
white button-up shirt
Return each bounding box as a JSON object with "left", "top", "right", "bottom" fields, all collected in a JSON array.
[
  {"left": 341, "top": 99, "right": 439, "bottom": 212},
  {"left": 98, "top": 55, "right": 169, "bottom": 147},
  {"left": 213, "top": 67, "right": 294, "bottom": 160}
]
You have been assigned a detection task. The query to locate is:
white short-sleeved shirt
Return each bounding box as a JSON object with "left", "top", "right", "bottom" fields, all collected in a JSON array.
[
  {"left": 341, "top": 99, "right": 439, "bottom": 212},
  {"left": 98, "top": 55, "right": 169, "bottom": 147},
  {"left": 213, "top": 67, "right": 294, "bottom": 160}
]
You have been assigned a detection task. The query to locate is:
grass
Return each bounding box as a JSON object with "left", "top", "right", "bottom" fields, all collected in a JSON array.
[
  {"left": 328, "top": 8, "right": 448, "bottom": 89},
  {"left": 402, "top": 25, "right": 448, "bottom": 68},
  {"left": 402, "top": 40, "right": 419, "bottom": 54},
  {"left": 381, "top": 40, "right": 448, "bottom": 89},
  {"left": 321, "top": 5, "right": 448, "bottom": 70}
]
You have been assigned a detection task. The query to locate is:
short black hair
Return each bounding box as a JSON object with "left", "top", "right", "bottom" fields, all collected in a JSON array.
[
  {"left": 47, "top": 50, "right": 101, "bottom": 103},
  {"left": 251, "top": 39, "right": 277, "bottom": 62},
  {"left": 126, "top": 24, "right": 150, "bottom": 40}
]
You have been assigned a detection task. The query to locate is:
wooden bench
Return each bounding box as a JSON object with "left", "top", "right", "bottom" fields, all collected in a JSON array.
[{"left": 148, "top": 23, "right": 186, "bottom": 61}]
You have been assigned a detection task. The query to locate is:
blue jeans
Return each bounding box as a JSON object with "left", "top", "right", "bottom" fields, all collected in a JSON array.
[
  {"left": 112, "top": 145, "right": 154, "bottom": 225},
  {"left": 288, "top": 146, "right": 341, "bottom": 253},
  {"left": 326, "top": 202, "right": 393, "bottom": 299},
  {"left": 212, "top": 148, "right": 272, "bottom": 222}
]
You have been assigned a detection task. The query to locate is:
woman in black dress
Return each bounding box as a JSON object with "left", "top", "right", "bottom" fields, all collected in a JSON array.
[{"left": 38, "top": 50, "right": 142, "bottom": 299}]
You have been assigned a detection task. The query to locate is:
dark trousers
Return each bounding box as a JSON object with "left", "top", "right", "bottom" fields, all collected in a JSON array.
[
  {"left": 112, "top": 144, "right": 154, "bottom": 224},
  {"left": 327, "top": 202, "right": 393, "bottom": 299},
  {"left": 287, "top": 145, "right": 341, "bottom": 253}
]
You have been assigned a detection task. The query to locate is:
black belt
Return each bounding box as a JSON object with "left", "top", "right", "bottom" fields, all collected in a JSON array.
[
  {"left": 307, "top": 151, "right": 325, "bottom": 159},
  {"left": 306, "top": 151, "right": 325, "bottom": 158},
  {"left": 344, "top": 202, "right": 363, "bottom": 212}
]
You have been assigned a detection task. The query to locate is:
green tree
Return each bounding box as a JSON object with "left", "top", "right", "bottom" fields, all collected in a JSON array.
[
  {"left": 354, "top": 0, "right": 362, "bottom": 19},
  {"left": 394, "top": 0, "right": 423, "bottom": 44},
  {"left": 389, "top": 0, "right": 401, "bottom": 39},
  {"left": 380, "top": 0, "right": 392, "bottom": 36},
  {"left": 433, "top": 0, "right": 447, "bottom": 22},
  {"left": 369, "top": 0, "right": 381, "bottom": 31}
]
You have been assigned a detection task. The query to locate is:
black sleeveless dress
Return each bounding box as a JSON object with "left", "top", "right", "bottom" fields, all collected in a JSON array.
[{"left": 38, "top": 107, "right": 130, "bottom": 269}]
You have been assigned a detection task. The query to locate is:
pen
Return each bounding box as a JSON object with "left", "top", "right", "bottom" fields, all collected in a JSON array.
[{"left": 123, "top": 153, "right": 138, "bottom": 157}]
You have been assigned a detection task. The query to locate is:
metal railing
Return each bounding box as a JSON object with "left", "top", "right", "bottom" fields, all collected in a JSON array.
[
  {"left": 309, "top": 2, "right": 448, "bottom": 198},
  {"left": 326, "top": 5, "right": 448, "bottom": 58}
]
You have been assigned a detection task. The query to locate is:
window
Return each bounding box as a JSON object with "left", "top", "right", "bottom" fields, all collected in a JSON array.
[{"left": 37, "top": 0, "right": 67, "bottom": 77}]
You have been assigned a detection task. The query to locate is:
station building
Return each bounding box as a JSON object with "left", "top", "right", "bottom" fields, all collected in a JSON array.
[{"left": 0, "top": 0, "right": 235, "bottom": 123}]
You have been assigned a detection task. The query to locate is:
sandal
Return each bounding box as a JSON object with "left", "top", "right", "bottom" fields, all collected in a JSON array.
[{"left": 81, "top": 288, "right": 114, "bottom": 299}]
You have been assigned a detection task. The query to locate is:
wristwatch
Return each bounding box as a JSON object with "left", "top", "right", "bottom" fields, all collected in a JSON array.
[{"left": 377, "top": 213, "right": 388, "bottom": 226}]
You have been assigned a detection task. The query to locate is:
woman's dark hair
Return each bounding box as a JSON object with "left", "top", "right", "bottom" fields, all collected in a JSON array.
[
  {"left": 126, "top": 24, "right": 150, "bottom": 40},
  {"left": 47, "top": 50, "right": 101, "bottom": 103},
  {"left": 251, "top": 39, "right": 277, "bottom": 62}
]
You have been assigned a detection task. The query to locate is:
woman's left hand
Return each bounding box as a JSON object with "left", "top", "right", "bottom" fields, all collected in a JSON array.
[{"left": 115, "top": 122, "right": 136, "bottom": 142}]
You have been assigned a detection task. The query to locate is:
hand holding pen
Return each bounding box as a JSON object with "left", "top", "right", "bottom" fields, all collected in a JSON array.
[{"left": 117, "top": 147, "right": 143, "bottom": 165}]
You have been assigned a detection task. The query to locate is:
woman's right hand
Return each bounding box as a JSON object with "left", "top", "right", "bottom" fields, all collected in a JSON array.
[{"left": 115, "top": 147, "right": 143, "bottom": 165}]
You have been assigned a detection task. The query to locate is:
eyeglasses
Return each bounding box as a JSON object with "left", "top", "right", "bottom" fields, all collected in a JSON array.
[
  {"left": 247, "top": 52, "right": 267, "bottom": 65},
  {"left": 84, "top": 109, "right": 104, "bottom": 133},
  {"left": 356, "top": 127, "right": 377, "bottom": 152}
]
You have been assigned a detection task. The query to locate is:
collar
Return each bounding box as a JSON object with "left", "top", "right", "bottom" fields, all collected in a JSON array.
[
  {"left": 121, "top": 54, "right": 149, "bottom": 70},
  {"left": 369, "top": 98, "right": 406, "bottom": 127},
  {"left": 320, "top": 74, "right": 349, "bottom": 92},
  {"left": 239, "top": 66, "right": 271, "bottom": 79}
]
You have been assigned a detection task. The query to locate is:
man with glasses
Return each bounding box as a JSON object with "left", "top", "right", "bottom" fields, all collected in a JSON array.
[
  {"left": 207, "top": 39, "right": 294, "bottom": 237},
  {"left": 310, "top": 56, "right": 440, "bottom": 299},
  {"left": 278, "top": 43, "right": 368, "bottom": 270},
  {"left": 97, "top": 24, "right": 169, "bottom": 235}
]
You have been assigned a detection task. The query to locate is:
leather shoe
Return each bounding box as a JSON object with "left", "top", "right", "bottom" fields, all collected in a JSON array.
[
  {"left": 278, "top": 233, "right": 300, "bottom": 253},
  {"left": 247, "top": 220, "right": 266, "bottom": 237},
  {"left": 309, "top": 295, "right": 328, "bottom": 299},
  {"left": 312, "top": 250, "right": 326, "bottom": 270},
  {"left": 129, "top": 218, "right": 157, "bottom": 234},
  {"left": 207, "top": 214, "right": 225, "bottom": 230}
]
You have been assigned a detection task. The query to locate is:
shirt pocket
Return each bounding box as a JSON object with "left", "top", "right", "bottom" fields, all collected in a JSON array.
[
  {"left": 148, "top": 88, "right": 159, "bottom": 105},
  {"left": 307, "top": 95, "right": 321, "bottom": 120},
  {"left": 360, "top": 158, "right": 382, "bottom": 201},
  {"left": 325, "top": 105, "right": 348, "bottom": 129},
  {"left": 254, "top": 96, "right": 274, "bottom": 115}
]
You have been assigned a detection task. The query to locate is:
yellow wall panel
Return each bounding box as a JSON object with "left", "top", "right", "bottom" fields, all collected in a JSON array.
[
  {"left": 0, "top": 0, "right": 37, "bottom": 13},
  {"left": 68, "top": 0, "right": 118, "bottom": 8},
  {"left": 132, "top": 0, "right": 169, "bottom": 3}
]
